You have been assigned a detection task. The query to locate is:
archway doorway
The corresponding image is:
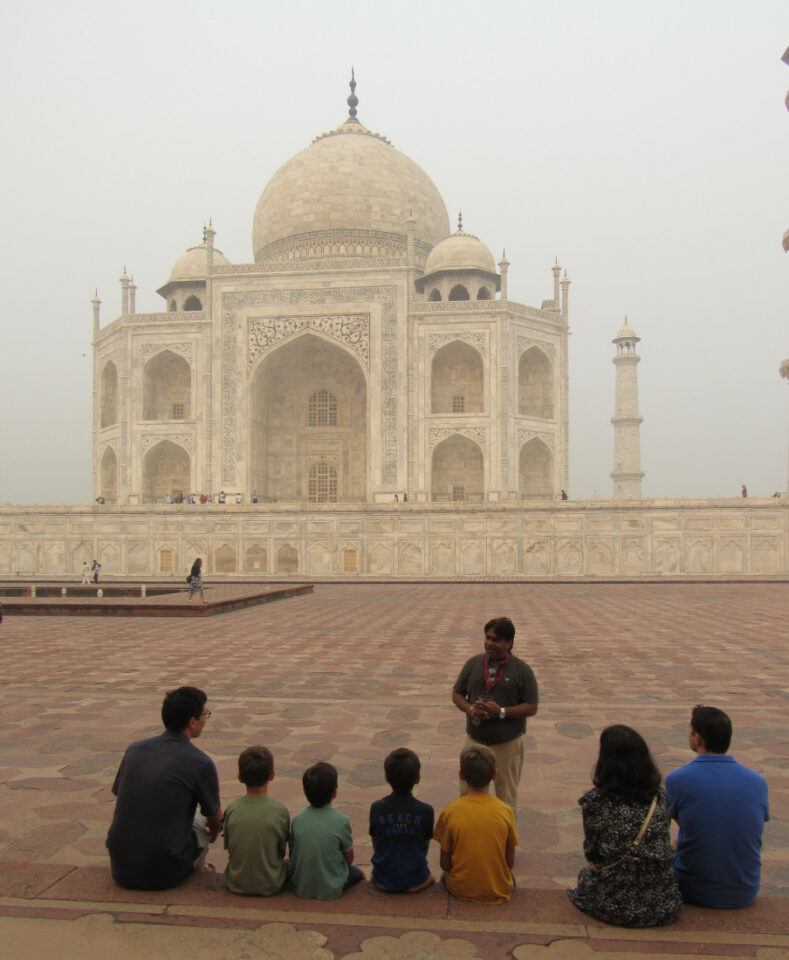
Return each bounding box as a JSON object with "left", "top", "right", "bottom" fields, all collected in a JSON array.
[
  {"left": 250, "top": 334, "right": 367, "bottom": 502},
  {"left": 142, "top": 440, "right": 190, "bottom": 503},
  {"left": 431, "top": 435, "right": 484, "bottom": 502}
]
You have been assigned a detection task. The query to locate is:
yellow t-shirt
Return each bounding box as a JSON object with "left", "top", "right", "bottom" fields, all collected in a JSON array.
[{"left": 434, "top": 794, "right": 517, "bottom": 904}]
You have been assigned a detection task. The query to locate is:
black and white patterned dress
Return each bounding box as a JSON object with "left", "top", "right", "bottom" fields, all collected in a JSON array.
[{"left": 568, "top": 786, "right": 681, "bottom": 927}]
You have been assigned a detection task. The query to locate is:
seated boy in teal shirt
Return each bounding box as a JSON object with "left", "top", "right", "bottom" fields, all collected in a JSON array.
[{"left": 288, "top": 761, "right": 365, "bottom": 900}]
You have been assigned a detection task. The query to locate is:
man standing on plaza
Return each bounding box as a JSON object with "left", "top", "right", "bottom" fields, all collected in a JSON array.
[
  {"left": 452, "top": 617, "right": 538, "bottom": 814},
  {"left": 665, "top": 704, "right": 769, "bottom": 908},
  {"left": 107, "top": 686, "right": 223, "bottom": 889}
]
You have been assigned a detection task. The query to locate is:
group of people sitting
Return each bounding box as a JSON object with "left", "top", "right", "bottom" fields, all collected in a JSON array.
[{"left": 106, "top": 685, "right": 769, "bottom": 925}]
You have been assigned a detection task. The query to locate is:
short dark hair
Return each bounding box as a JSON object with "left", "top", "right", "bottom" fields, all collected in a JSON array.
[
  {"left": 691, "top": 705, "right": 732, "bottom": 753},
  {"left": 460, "top": 744, "right": 496, "bottom": 789},
  {"left": 238, "top": 746, "right": 274, "bottom": 787},
  {"left": 303, "top": 761, "right": 338, "bottom": 807},
  {"left": 484, "top": 617, "right": 515, "bottom": 645},
  {"left": 592, "top": 724, "right": 661, "bottom": 804},
  {"left": 161, "top": 686, "right": 206, "bottom": 731},
  {"left": 384, "top": 747, "right": 420, "bottom": 794}
]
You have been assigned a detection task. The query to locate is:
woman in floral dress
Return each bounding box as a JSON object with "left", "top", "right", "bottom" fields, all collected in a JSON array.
[
  {"left": 187, "top": 557, "right": 207, "bottom": 604},
  {"left": 568, "top": 724, "right": 681, "bottom": 927}
]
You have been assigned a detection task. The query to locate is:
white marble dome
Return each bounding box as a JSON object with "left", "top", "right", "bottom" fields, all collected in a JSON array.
[
  {"left": 168, "top": 242, "right": 229, "bottom": 282},
  {"left": 252, "top": 118, "right": 450, "bottom": 262},
  {"left": 423, "top": 229, "right": 497, "bottom": 275},
  {"left": 614, "top": 320, "right": 639, "bottom": 341}
]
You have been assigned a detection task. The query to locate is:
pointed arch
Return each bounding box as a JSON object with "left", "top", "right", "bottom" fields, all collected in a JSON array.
[
  {"left": 250, "top": 332, "right": 367, "bottom": 502},
  {"left": 518, "top": 347, "right": 554, "bottom": 418},
  {"left": 476, "top": 286, "right": 491, "bottom": 300},
  {"left": 431, "top": 340, "right": 484, "bottom": 414},
  {"left": 428, "top": 288, "right": 442, "bottom": 301},
  {"left": 431, "top": 434, "right": 484, "bottom": 502},
  {"left": 142, "top": 439, "right": 190, "bottom": 503},
  {"left": 519, "top": 438, "right": 553, "bottom": 499},
  {"left": 100, "top": 360, "right": 118, "bottom": 428},
  {"left": 143, "top": 349, "right": 191, "bottom": 421},
  {"left": 448, "top": 284, "right": 470, "bottom": 301},
  {"left": 100, "top": 446, "right": 118, "bottom": 503},
  {"left": 183, "top": 294, "right": 202, "bottom": 311}
]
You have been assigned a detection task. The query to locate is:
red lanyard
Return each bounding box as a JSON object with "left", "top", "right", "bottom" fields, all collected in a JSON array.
[{"left": 484, "top": 652, "right": 509, "bottom": 692}]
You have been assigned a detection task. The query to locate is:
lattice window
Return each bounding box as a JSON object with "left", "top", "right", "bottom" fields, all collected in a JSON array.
[
  {"left": 308, "top": 461, "right": 338, "bottom": 503},
  {"left": 452, "top": 485, "right": 465, "bottom": 502},
  {"left": 343, "top": 549, "right": 358, "bottom": 573},
  {"left": 308, "top": 389, "right": 337, "bottom": 426},
  {"left": 277, "top": 545, "right": 299, "bottom": 573},
  {"left": 159, "top": 548, "right": 174, "bottom": 573},
  {"left": 452, "top": 395, "right": 465, "bottom": 413},
  {"left": 172, "top": 402, "right": 185, "bottom": 420}
]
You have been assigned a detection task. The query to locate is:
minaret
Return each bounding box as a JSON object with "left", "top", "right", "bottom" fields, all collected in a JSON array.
[{"left": 611, "top": 319, "right": 644, "bottom": 498}]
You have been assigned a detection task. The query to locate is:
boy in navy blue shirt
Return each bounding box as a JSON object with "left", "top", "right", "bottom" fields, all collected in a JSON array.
[{"left": 369, "top": 748, "right": 434, "bottom": 892}]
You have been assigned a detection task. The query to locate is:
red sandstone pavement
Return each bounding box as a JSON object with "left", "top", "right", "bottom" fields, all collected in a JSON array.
[{"left": 0, "top": 582, "right": 787, "bottom": 959}]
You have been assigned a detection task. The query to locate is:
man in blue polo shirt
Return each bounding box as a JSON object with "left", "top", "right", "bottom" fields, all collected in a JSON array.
[{"left": 665, "top": 705, "right": 769, "bottom": 908}]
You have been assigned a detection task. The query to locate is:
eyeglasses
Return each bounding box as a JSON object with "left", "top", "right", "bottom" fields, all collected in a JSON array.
[{"left": 201, "top": 710, "right": 212, "bottom": 720}]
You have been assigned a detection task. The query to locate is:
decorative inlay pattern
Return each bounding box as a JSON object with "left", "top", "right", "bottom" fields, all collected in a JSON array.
[
  {"left": 140, "top": 341, "right": 193, "bottom": 362},
  {"left": 222, "top": 286, "right": 397, "bottom": 485},
  {"left": 416, "top": 300, "right": 500, "bottom": 313},
  {"left": 428, "top": 332, "right": 486, "bottom": 354},
  {"left": 140, "top": 432, "right": 193, "bottom": 453},
  {"left": 215, "top": 258, "right": 409, "bottom": 274},
  {"left": 430, "top": 427, "right": 487, "bottom": 449},
  {"left": 517, "top": 336, "right": 555, "bottom": 360},
  {"left": 249, "top": 314, "right": 369, "bottom": 366},
  {"left": 517, "top": 427, "right": 555, "bottom": 451}
]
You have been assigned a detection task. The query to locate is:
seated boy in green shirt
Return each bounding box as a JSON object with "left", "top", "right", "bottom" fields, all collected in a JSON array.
[
  {"left": 288, "top": 761, "right": 365, "bottom": 900},
  {"left": 223, "top": 746, "right": 290, "bottom": 895},
  {"left": 434, "top": 744, "right": 518, "bottom": 904}
]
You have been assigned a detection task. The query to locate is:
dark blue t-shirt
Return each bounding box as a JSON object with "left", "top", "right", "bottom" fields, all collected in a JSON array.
[
  {"left": 369, "top": 792, "right": 434, "bottom": 891},
  {"left": 666, "top": 754, "right": 769, "bottom": 908},
  {"left": 107, "top": 731, "right": 220, "bottom": 890}
]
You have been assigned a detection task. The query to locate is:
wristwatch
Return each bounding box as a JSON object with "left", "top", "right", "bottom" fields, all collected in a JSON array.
[{"left": 499, "top": 707, "right": 506, "bottom": 720}]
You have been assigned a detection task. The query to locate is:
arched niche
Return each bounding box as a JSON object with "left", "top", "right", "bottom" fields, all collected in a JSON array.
[
  {"left": 476, "top": 286, "right": 491, "bottom": 300},
  {"left": 431, "top": 340, "right": 484, "bottom": 414},
  {"left": 169, "top": 299, "right": 177, "bottom": 312},
  {"left": 142, "top": 439, "right": 190, "bottom": 503},
  {"left": 249, "top": 333, "right": 367, "bottom": 503},
  {"left": 183, "top": 294, "right": 202, "bottom": 311},
  {"left": 428, "top": 288, "right": 442, "bottom": 302},
  {"left": 100, "top": 446, "right": 118, "bottom": 503},
  {"left": 100, "top": 360, "right": 118, "bottom": 428},
  {"left": 519, "top": 438, "right": 553, "bottom": 499},
  {"left": 431, "top": 434, "right": 484, "bottom": 502},
  {"left": 143, "top": 349, "right": 191, "bottom": 421},
  {"left": 518, "top": 347, "right": 554, "bottom": 418},
  {"left": 448, "top": 284, "right": 470, "bottom": 301}
]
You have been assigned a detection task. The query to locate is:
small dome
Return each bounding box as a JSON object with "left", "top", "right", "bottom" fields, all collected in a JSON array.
[
  {"left": 423, "top": 229, "right": 497, "bottom": 276},
  {"left": 168, "top": 242, "right": 229, "bottom": 283},
  {"left": 252, "top": 118, "right": 449, "bottom": 262},
  {"left": 614, "top": 320, "right": 639, "bottom": 341}
]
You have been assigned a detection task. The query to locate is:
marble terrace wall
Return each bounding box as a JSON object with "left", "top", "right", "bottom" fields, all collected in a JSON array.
[{"left": 0, "top": 500, "right": 786, "bottom": 579}]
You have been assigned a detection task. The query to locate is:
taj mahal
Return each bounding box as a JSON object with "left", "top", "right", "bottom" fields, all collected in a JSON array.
[
  {"left": 92, "top": 78, "right": 575, "bottom": 509},
  {"left": 0, "top": 79, "right": 785, "bottom": 580}
]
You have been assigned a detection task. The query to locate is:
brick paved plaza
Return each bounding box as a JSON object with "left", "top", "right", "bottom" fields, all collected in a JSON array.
[{"left": 1, "top": 582, "right": 787, "bottom": 959}]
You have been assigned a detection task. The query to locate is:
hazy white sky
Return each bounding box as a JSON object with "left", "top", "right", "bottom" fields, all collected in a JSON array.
[{"left": 1, "top": 0, "right": 787, "bottom": 504}]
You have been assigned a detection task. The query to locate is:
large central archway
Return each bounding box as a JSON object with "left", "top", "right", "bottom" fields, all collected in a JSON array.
[{"left": 250, "top": 333, "right": 368, "bottom": 503}]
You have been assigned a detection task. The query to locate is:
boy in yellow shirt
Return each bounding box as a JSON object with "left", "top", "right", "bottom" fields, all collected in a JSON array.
[{"left": 434, "top": 745, "right": 517, "bottom": 904}]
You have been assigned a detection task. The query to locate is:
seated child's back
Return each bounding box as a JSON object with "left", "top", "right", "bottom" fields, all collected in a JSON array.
[
  {"left": 370, "top": 747, "right": 434, "bottom": 892},
  {"left": 288, "top": 761, "right": 362, "bottom": 900},
  {"left": 224, "top": 746, "right": 289, "bottom": 896},
  {"left": 434, "top": 745, "right": 518, "bottom": 904}
]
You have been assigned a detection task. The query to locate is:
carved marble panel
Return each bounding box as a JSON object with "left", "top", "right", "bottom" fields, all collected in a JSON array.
[
  {"left": 517, "top": 428, "right": 555, "bottom": 452},
  {"left": 517, "top": 336, "right": 556, "bottom": 361},
  {"left": 249, "top": 314, "right": 370, "bottom": 367},
  {"left": 140, "top": 432, "right": 193, "bottom": 453},
  {"left": 140, "top": 342, "right": 193, "bottom": 362},
  {"left": 428, "top": 332, "right": 486, "bottom": 354},
  {"left": 430, "top": 427, "right": 487, "bottom": 450}
]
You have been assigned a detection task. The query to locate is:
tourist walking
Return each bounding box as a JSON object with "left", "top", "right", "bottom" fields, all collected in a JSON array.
[
  {"left": 188, "top": 558, "right": 207, "bottom": 604},
  {"left": 91, "top": 560, "right": 101, "bottom": 583}
]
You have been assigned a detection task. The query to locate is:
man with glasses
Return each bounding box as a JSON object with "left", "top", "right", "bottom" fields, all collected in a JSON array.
[
  {"left": 107, "top": 686, "right": 223, "bottom": 889},
  {"left": 452, "top": 618, "right": 539, "bottom": 816}
]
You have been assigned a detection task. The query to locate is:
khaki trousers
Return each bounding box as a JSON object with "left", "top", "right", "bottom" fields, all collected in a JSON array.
[{"left": 461, "top": 734, "right": 524, "bottom": 816}]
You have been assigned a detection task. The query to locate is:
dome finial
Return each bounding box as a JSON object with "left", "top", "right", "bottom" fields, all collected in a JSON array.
[
  {"left": 347, "top": 67, "right": 359, "bottom": 120},
  {"left": 457, "top": 210, "right": 463, "bottom": 232}
]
